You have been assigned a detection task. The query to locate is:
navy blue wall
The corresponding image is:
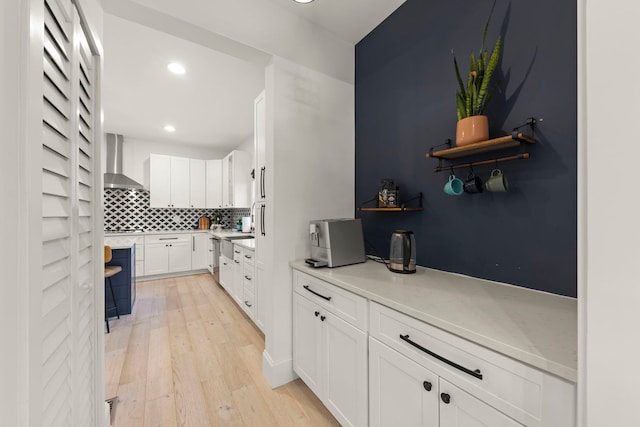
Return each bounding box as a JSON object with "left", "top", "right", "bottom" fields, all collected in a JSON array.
[{"left": 355, "top": 0, "right": 577, "bottom": 297}]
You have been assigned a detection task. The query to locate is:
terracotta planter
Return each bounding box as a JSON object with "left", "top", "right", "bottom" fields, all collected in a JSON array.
[{"left": 456, "top": 115, "right": 489, "bottom": 146}]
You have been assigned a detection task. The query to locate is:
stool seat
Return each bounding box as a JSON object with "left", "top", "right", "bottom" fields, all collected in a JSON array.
[{"left": 105, "top": 265, "right": 122, "bottom": 278}]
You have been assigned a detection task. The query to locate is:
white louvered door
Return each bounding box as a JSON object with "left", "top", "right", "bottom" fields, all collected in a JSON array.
[{"left": 41, "top": 0, "right": 100, "bottom": 425}]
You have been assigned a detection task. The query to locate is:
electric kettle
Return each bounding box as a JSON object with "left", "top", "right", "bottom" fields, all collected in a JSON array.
[{"left": 389, "top": 230, "right": 416, "bottom": 274}]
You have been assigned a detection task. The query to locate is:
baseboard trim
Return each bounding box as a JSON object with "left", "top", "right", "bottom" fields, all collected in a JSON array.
[{"left": 262, "top": 350, "right": 297, "bottom": 388}]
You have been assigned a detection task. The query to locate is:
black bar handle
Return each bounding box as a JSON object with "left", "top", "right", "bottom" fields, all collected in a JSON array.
[
  {"left": 260, "top": 167, "right": 266, "bottom": 199},
  {"left": 399, "top": 334, "right": 483, "bottom": 380},
  {"left": 303, "top": 285, "right": 332, "bottom": 301},
  {"left": 159, "top": 237, "right": 178, "bottom": 240},
  {"left": 261, "top": 204, "right": 266, "bottom": 236},
  {"left": 244, "top": 301, "right": 252, "bottom": 308}
]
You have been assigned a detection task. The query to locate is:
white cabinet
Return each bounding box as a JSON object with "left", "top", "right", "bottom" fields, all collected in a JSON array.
[
  {"left": 225, "top": 244, "right": 257, "bottom": 322},
  {"left": 144, "top": 234, "right": 191, "bottom": 275},
  {"left": 205, "top": 159, "right": 223, "bottom": 208},
  {"left": 369, "top": 302, "right": 575, "bottom": 427},
  {"left": 149, "top": 154, "right": 190, "bottom": 208},
  {"left": 439, "top": 379, "right": 523, "bottom": 427},
  {"left": 371, "top": 337, "right": 523, "bottom": 427},
  {"left": 293, "top": 271, "right": 368, "bottom": 427},
  {"left": 189, "top": 159, "right": 206, "bottom": 208},
  {"left": 238, "top": 246, "right": 256, "bottom": 319},
  {"left": 191, "top": 233, "right": 209, "bottom": 270},
  {"left": 369, "top": 337, "right": 439, "bottom": 427},
  {"left": 231, "top": 246, "right": 244, "bottom": 305},
  {"left": 218, "top": 254, "right": 233, "bottom": 292},
  {"left": 222, "top": 150, "right": 251, "bottom": 208}
]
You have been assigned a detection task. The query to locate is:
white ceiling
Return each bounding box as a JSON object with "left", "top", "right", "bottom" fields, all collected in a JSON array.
[
  {"left": 267, "top": 0, "right": 407, "bottom": 44},
  {"left": 102, "top": 0, "right": 406, "bottom": 149},
  {"left": 102, "top": 14, "right": 265, "bottom": 150}
]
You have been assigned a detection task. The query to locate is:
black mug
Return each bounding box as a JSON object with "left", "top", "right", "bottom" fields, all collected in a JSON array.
[{"left": 464, "top": 172, "right": 483, "bottom": 194}]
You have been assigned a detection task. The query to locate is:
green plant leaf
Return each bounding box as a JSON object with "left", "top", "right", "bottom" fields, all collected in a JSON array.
[
  {"left": 452, "top": 0, "right": 501, "bottom": 120},
  {"left": 453, "top": 53, "right": 466, "bottom": 99},
  {"left": 477, "top": 36, "right": 502, "bottom": 114}
]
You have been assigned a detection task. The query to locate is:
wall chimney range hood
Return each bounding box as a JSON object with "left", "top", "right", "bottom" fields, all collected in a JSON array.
[{"left": 104, "top": 133, "right": 144, "bottom": 190}]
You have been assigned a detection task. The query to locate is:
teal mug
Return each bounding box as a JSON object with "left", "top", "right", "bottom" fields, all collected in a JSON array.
[{"left": 444, "top": 174, "right": 464, "bottom": 196}]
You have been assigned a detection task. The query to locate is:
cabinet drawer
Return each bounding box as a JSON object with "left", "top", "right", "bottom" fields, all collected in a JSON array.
[
  {"left": 243, "top": 249, "right": 255, "bottom": 266},
  {"left": 370, "top": 302, "right": 558, "bottom": 425},
  {"left": 145, "top": 234, "right": 189, "bottom": 244},
  {"left": 233, "top": 246, "right": 243, "bottom": 262},
  {"left": 243, "top": 267, "right": 254, "bottom": 283},
  {"left": 242, "top": 289, "right": 255, "bottom": 316},
  {"left": 293, "top": 271, "right": 367, "bottom": 331}
]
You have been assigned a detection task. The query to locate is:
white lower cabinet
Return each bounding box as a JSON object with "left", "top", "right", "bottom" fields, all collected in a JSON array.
[
  {"left": 191, "top": 233, "right": 209, "bottom": 270},
  {"left": 232, "top": 246, "right": 244, "bottom": 306},
  {"left": 219, "top": 255, "right": 232, "bottom": 292},
  {"left": 369, "top": 337, "right": 439, "bottom": 427},
  {"left": 370, "top": 337, "right": 522, "bottom": 427},
  {"left": 144, "top": 234, "right": 191, "bottom": 275},
  {"left": 293, "top": 272, "right": 368, "bottom": 427},
  {"left": 369, "top": 302, "right": 575, "bottom": 427},
  {"left": 292, "top": 271, "right": 575, "bottom": 427},
  {"left": 439, "top": 379, "right": 523, "bottom": 427}
]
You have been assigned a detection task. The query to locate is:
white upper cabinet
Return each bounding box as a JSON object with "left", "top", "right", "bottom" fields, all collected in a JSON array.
[
  {"left": 150, "top": 154, "right": 190, "bottom": 208},
  {"left": 189, "top": 159, "right": 206, "bottom": 208},
  {"left": 170, "top": 157, "right": 190, "bottom": 208},
  {"left": 149, "top": 154, "right": 172, "bottom": 208},
  {"left": 150, "top": 153, "right": 250, "bottom": 209},
  {"left": 222, "top": 150, "right": 251, "bottom": 208},
  {"left": 205, "top": 159, "right": 223, "bottom": 208}
]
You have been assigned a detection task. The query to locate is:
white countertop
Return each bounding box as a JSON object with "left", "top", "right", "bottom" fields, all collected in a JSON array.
[
  {"left": 233, "top": 239, "right": 255, "bottom": 250},
  {"left": 103, "top": 236, "right": 137, "bottom": 249},
  {"left": 209, "top": 229, "right": 254, "bottom": 239},
  {"left": 290, "top": 259, "right": 577, "bottom": 382},
  {"left": 105, "top": 229, "right": 211, "bottom": 237}
]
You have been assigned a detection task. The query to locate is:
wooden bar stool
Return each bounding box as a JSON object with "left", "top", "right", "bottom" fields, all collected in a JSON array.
[{"left": 104, "top": 246, "right": 122, "bottom": 333}]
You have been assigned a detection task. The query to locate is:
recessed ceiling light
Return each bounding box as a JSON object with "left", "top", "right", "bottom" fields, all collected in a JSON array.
[
  {"left": 164, "top": 125, "right": 176, "bottom": 132},
  {"left": 293, "top": 0, "right": 314, "bottom": 3},
  {"left": 167, "top": 62, "right": 186, "bottom": 75}
]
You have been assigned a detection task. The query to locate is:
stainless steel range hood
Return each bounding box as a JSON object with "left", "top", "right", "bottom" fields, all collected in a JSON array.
[{"left": 104, "top": 133, "right": 144, "bottom": 190}]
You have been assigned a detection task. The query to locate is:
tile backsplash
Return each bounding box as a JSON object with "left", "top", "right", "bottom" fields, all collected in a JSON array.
[{"left": 104, "top": 189, "right": 251, "bottom": 231}]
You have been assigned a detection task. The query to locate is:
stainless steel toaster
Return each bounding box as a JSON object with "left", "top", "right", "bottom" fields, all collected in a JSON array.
[{"left": 306, "top": 218, "right": 366, "bottom": 268}]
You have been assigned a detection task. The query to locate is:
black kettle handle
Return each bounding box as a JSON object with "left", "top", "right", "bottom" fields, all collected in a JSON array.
[{"left": 403, "top": 233, "right": 411, "bottom": 270}]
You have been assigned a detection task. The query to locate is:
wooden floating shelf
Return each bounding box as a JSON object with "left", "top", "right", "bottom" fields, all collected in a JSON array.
[
  {"left": 426, "top": 133, "right": 537, "bottom": 160},
  {"left": 359, "top": 207, "right": 424, "bottom": 212}
]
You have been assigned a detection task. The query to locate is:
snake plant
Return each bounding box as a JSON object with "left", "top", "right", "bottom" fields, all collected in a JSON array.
[{"left": 453, "top": 0, "right": 502, "bottom": 120}]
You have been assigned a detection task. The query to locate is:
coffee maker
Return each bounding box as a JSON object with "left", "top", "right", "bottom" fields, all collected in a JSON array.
[{"left": 389, "top": 230, "right": 416, "bottom": 274}]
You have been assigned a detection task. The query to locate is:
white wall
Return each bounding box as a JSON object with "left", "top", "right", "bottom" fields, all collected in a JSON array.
[
  {"left": 580, "top": 0, "right": 640, "bottom": 425},
  {"left": 262, "top": 56, "right": 355, "bottom": 386},
  {"left": 0, "top": 1, "right": 25, "bottom": 425}
]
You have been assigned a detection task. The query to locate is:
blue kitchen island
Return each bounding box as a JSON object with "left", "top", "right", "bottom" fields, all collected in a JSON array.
[{"left": 105, "top": 242, "right": 136, "bottom": 316}]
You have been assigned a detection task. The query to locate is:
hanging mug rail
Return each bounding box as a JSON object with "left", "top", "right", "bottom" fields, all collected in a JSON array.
[{"left": 433, "top": 153, "right": 530, "bottom": 173}]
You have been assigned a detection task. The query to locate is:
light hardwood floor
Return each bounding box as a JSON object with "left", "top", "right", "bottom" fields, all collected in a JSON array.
[{"left": 105, "top": 273, "right": 340, "bottom": 427}]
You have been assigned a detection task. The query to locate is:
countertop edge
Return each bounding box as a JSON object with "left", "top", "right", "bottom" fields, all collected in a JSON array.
[{"left": 290, "top": 260, "right": 577, "bottom": 383}]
